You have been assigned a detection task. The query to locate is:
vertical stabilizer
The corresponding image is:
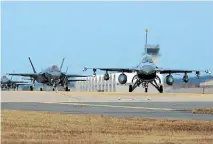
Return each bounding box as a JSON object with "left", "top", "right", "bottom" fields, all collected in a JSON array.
[
  {"left": 10, "top": 70, "right": 15, "bottom": 80},
  {"left": 28, "top": 57, "right": 37, "bottom": 73},
  {"left": 65, "top": 66, "right": 69, "bottom": 74},
  {"left": 144, "top": 29, "right": 148, "bottom": 55},
  {"left": 60, "top": 58, "right": 65, "bottom": 72}
]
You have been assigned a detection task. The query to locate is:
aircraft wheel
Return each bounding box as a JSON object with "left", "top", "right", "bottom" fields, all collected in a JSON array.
[
  {"left": 129, "top": 85, "right": 133, "bottom": 92},
  {"left": 40, "top": 88, "right": 43, "bottom": 91},
  {"left": 65, "top": 87, "right": 69, "bottom": 91},
  {"left": 159, "top": 85, "right": 163, "bottom": 93},
  {"left": 30, "top": 86, "right": 33, "bottom": 91},
  {"left": 145, "top": 88, "right": 148, "bottom": 93}
]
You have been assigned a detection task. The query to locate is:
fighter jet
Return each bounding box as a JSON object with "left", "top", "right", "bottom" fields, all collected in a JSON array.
[
  {"left": 83, "top": 29, "right": 211, "bottom": 93},
  {"left": 1, "top": 75, "right": 31, "bottom": 91},
  {"left": 7, "top": 57, "right": 89, "bottom": 91}
]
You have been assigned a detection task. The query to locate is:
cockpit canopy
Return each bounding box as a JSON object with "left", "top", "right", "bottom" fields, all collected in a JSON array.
[
  {"left": 50, "top": 65, "right": 60, "bottom": 72},
  {"left": 142, "top": 55, "right": 153, "bottom": 63},
  {"left": 1, "top": 76, "right": 8, "bottom": 81},
  {"left": 43, "top": 65, "right": 60, "bottom": 73}
]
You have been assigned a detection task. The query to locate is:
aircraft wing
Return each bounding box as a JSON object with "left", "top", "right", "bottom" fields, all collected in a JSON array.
[
  {"left": 83, "top": 67, "right": 136, "bottom": 73},
  {"left": 15, "top": 83, "right": 31, "bottom": 85},
  {"left": 155, "top": 68, "right": 211, "bottom": 74},
  {"left": 68, "top": 79, "right": 87, "bottom": 82},
  {"left": 7, "top": 73, "right": 38, "bottom": 78},
  {"left": 11, "top": 81, "right": 31, "bottom": 84}
]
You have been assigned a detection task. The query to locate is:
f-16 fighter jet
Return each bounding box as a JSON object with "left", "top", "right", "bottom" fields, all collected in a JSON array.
[{"left": 83, "top": 29, "right": 211, "bottom": 93}]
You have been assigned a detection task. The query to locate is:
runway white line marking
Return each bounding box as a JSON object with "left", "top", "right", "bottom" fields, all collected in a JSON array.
[{"left": 40, "top": 102, "right": 177, "bottom": 111}]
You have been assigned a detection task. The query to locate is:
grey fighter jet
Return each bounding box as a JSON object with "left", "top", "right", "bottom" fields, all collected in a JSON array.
[
  {"left": 7, "top": 57, "right": 89, "bottom": 91},
  {"left": 83, "top": 29, "right": 211, "bottom": 93},
  {"left": 1, "top": 75, "right": 31, "bottom": 91}
]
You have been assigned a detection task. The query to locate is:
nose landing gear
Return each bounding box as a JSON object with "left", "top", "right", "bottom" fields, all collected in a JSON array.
[{"left": 142, "top": 82, "right": 148, "bottom": 93}]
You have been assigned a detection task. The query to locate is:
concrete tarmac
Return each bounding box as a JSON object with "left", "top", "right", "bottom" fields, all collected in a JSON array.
[{"left": 1, "top": 91, "right": 213, "bottom": 120}]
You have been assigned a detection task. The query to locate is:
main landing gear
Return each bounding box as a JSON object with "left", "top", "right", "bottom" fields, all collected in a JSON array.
[
  {"left": 129, "top": 75, "right": 163, "bottom": 93},
  {"left": 145, "top": 87, "right": 148, "bottom": 93},
  {"left": 30, "top": 86, "right": 34, "bottom": 91},
  {"left": 129, "top": 75, "right": 142, "bottom": 92},
  {"left": 150, "top": 76, "right": 163, "bottom": 93},
  {"left": 52, "top": 83, "right": 58, "bottom": 91}
]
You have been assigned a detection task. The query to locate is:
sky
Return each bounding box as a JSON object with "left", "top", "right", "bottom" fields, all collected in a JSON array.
[{"left": 1, "top": 1, "right": 213, "bottom": 78}]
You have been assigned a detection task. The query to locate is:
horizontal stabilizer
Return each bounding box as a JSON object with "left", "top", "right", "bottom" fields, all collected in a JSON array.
[
  {"left": 66, "top": 74, "right": 91, "bottom": 78},
  {"left": 68, "top": 79, "right": 87, "bottom": 82}
]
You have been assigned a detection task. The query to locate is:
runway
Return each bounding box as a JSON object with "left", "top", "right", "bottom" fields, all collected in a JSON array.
[{"left": 1, "top": 91, "right": 213, "bottom": 120}]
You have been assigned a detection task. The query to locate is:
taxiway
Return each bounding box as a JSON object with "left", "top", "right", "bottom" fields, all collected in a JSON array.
[{"left": 1, "top": 91, "right": 213, "bottom": 120}]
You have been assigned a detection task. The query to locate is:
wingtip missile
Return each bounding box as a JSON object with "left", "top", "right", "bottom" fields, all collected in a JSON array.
[
  {"left": 205, "top": 70, "right": 211, "bottom": 74},
  {"left": 83, "top": 67, "right": 88, "bottom": 72}
]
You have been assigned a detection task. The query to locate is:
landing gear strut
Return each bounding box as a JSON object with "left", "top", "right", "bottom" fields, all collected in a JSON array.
[
  {"left": 129, "top": 75, "right": 163, "bottom": 93},
  {"left": 129, "top": 78, "right": 142, "bottom": 92},
  {"left": 150, "top": 76, "right": 163, "bottom": 93},
  {"left": 142, "top": 82, "right": 149, "bottom": 93},
  {"left": 52, "top": 82, "right": 57, "bottom": 91}
]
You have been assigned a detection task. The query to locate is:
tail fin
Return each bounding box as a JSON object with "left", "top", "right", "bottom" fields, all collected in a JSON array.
[
  {"left": 60, "top": 58, "right": 65, "bottom": 72},
  {"left": 144, "top": 29, "right": 148, "bottom": 55},
  {"left": 28, "top": 57, "right": 37, "bottom": 73},
  {"left": 10, "top": 70, "right": 15, "bottom": 80},
  {"left": 65, "top": 66, "right": 69, "bottom": 74}
]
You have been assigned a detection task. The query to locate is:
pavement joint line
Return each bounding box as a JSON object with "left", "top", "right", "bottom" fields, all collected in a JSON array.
[
  {"left": 54, "top": 91, "right": 80, "bottom": 101},
  {"left": 40, "top": 102, "right": 177, "bottom": 111}
]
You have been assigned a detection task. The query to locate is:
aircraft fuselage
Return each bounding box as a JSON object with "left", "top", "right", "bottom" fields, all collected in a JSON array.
[
  {"left": 137, "top": 64, "right": 157, "bottom": 81},
  {"left": 35, "top": 73, "right": 48, "bottom": 83}
]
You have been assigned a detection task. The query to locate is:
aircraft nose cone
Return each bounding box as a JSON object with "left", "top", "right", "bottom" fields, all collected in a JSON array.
[
  {"left": 49, "top": 72, "right": 61, "bottom": 79},
  {"left": 140, "top": 65, "right": 155, "bottom": 74}
]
